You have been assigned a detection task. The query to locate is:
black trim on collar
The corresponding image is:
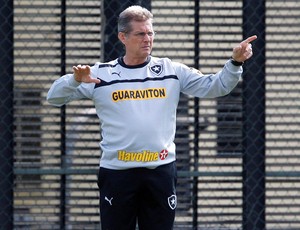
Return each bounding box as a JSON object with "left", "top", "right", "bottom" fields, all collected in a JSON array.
[{"left": 98, "top": 62, "right": 119, "bottom": 68}]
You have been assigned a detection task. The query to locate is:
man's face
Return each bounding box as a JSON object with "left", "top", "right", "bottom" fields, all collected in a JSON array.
[{"left": 120, "top": 20, "right": 154, "bottom": 60}]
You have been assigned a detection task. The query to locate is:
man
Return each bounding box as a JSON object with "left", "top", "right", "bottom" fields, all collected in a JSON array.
[{"left": 47, "top": 5, "right": 256, "bottom": 230}]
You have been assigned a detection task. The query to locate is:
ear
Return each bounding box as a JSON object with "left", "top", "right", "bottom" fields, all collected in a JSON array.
[{"left": 118, "top": 32, "right": 126, "bottom": 45}]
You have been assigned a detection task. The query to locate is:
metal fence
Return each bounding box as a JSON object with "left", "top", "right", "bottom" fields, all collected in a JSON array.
[{"left": 1, "top": 0, "right": 300, "bottom": 229}]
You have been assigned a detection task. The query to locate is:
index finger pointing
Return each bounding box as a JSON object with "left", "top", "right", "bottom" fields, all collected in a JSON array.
[{"left": 241, "top": 35, "right": 257, "bottom": 45}]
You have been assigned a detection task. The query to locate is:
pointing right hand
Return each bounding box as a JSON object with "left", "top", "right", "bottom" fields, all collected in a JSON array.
[{"left": 72, "top": 65, "right": 101, "bottom": 84}]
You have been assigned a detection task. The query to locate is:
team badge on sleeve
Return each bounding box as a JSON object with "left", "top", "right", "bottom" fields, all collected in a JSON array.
[{"left": 150, "top": 64, "right": 163, "bottom": 75}]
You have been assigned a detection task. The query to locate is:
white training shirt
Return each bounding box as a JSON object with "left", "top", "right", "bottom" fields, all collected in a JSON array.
[{"left": 47, "top": 56, "right": 242, "bottom": 170}]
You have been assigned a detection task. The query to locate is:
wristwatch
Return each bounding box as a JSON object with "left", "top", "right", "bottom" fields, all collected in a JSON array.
[{"left": 230, "top": 57, "right": 244, "bottom": 66}]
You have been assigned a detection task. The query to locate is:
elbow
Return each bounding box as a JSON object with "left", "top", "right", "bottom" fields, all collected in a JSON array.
[
  {"left": 46, "top": 95, "right": 66, "bottom": 107},
  {"left": 220, "top": 83, "right": 239, "bottom": 97}
]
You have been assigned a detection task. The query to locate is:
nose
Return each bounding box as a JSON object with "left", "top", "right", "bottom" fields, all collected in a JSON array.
[
  {"left": 143, "top": 33, "right": 153, "bottom": 42},
  {"left": 143, "top": 34, "right": 150, "bottom": 40}
]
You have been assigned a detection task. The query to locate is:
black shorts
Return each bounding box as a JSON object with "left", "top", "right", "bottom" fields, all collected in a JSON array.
[{"left": 97, "top": 161, "right": 177, "bottom": 230}]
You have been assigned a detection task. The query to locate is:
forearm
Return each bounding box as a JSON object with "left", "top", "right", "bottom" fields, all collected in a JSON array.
[
  {"left": 199, "top": 59, "right": 242, "bottom": 97},
  {"left": 47, "top": 74, "right": 81, "bottom": 107},
  {"left": 216, "top": 59, "right": 243, "bottom": 95},
  {"left": 179, "top": 59, "right": 242, "bottom": 98}
]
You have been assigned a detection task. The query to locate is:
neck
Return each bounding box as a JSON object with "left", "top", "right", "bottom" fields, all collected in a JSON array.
[{"left": 123, "top": 55, "right": 148, "bottom": 66}]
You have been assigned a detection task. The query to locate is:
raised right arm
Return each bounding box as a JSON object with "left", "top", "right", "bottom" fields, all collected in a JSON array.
[
  {"left": 47, "top": 65, "right": 100, "bottom": 107},
  {"left": 46, "top": 74, "right": 84, "bottom": 107}
]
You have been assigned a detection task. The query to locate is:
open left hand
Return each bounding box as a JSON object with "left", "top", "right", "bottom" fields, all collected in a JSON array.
[{"left": 232, "top": 35, "right": 257, "bottom": 62}]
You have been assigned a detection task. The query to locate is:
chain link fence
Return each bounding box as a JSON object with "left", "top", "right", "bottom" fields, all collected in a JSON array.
[{"left": 1, "top": 0, "right": 300, "bottom": 229}]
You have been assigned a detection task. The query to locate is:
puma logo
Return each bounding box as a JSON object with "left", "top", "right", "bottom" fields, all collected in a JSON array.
[
  {"left": 105, "top": 196, "right": 113, "bottom": 206},
  {"left": 112, "top": 71, "right": 121, "bottom": 77}
]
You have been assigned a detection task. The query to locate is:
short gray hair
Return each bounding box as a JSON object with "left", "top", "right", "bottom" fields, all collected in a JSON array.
[{"left": 118, "top": 5, "right": 153, "bottom": 33}]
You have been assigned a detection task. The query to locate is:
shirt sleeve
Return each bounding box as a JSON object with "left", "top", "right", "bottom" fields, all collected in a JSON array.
[
  {"left": 173, "top": 59, "right": 243, "bottom": 98},
  {"left": 46, "top": 65, "right": 98, "bottom": 107}
]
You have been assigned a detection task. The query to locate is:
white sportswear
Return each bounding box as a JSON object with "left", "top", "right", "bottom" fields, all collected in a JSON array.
[{"left": 47, "top": 56, "right": 242, "bottom": 169}]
